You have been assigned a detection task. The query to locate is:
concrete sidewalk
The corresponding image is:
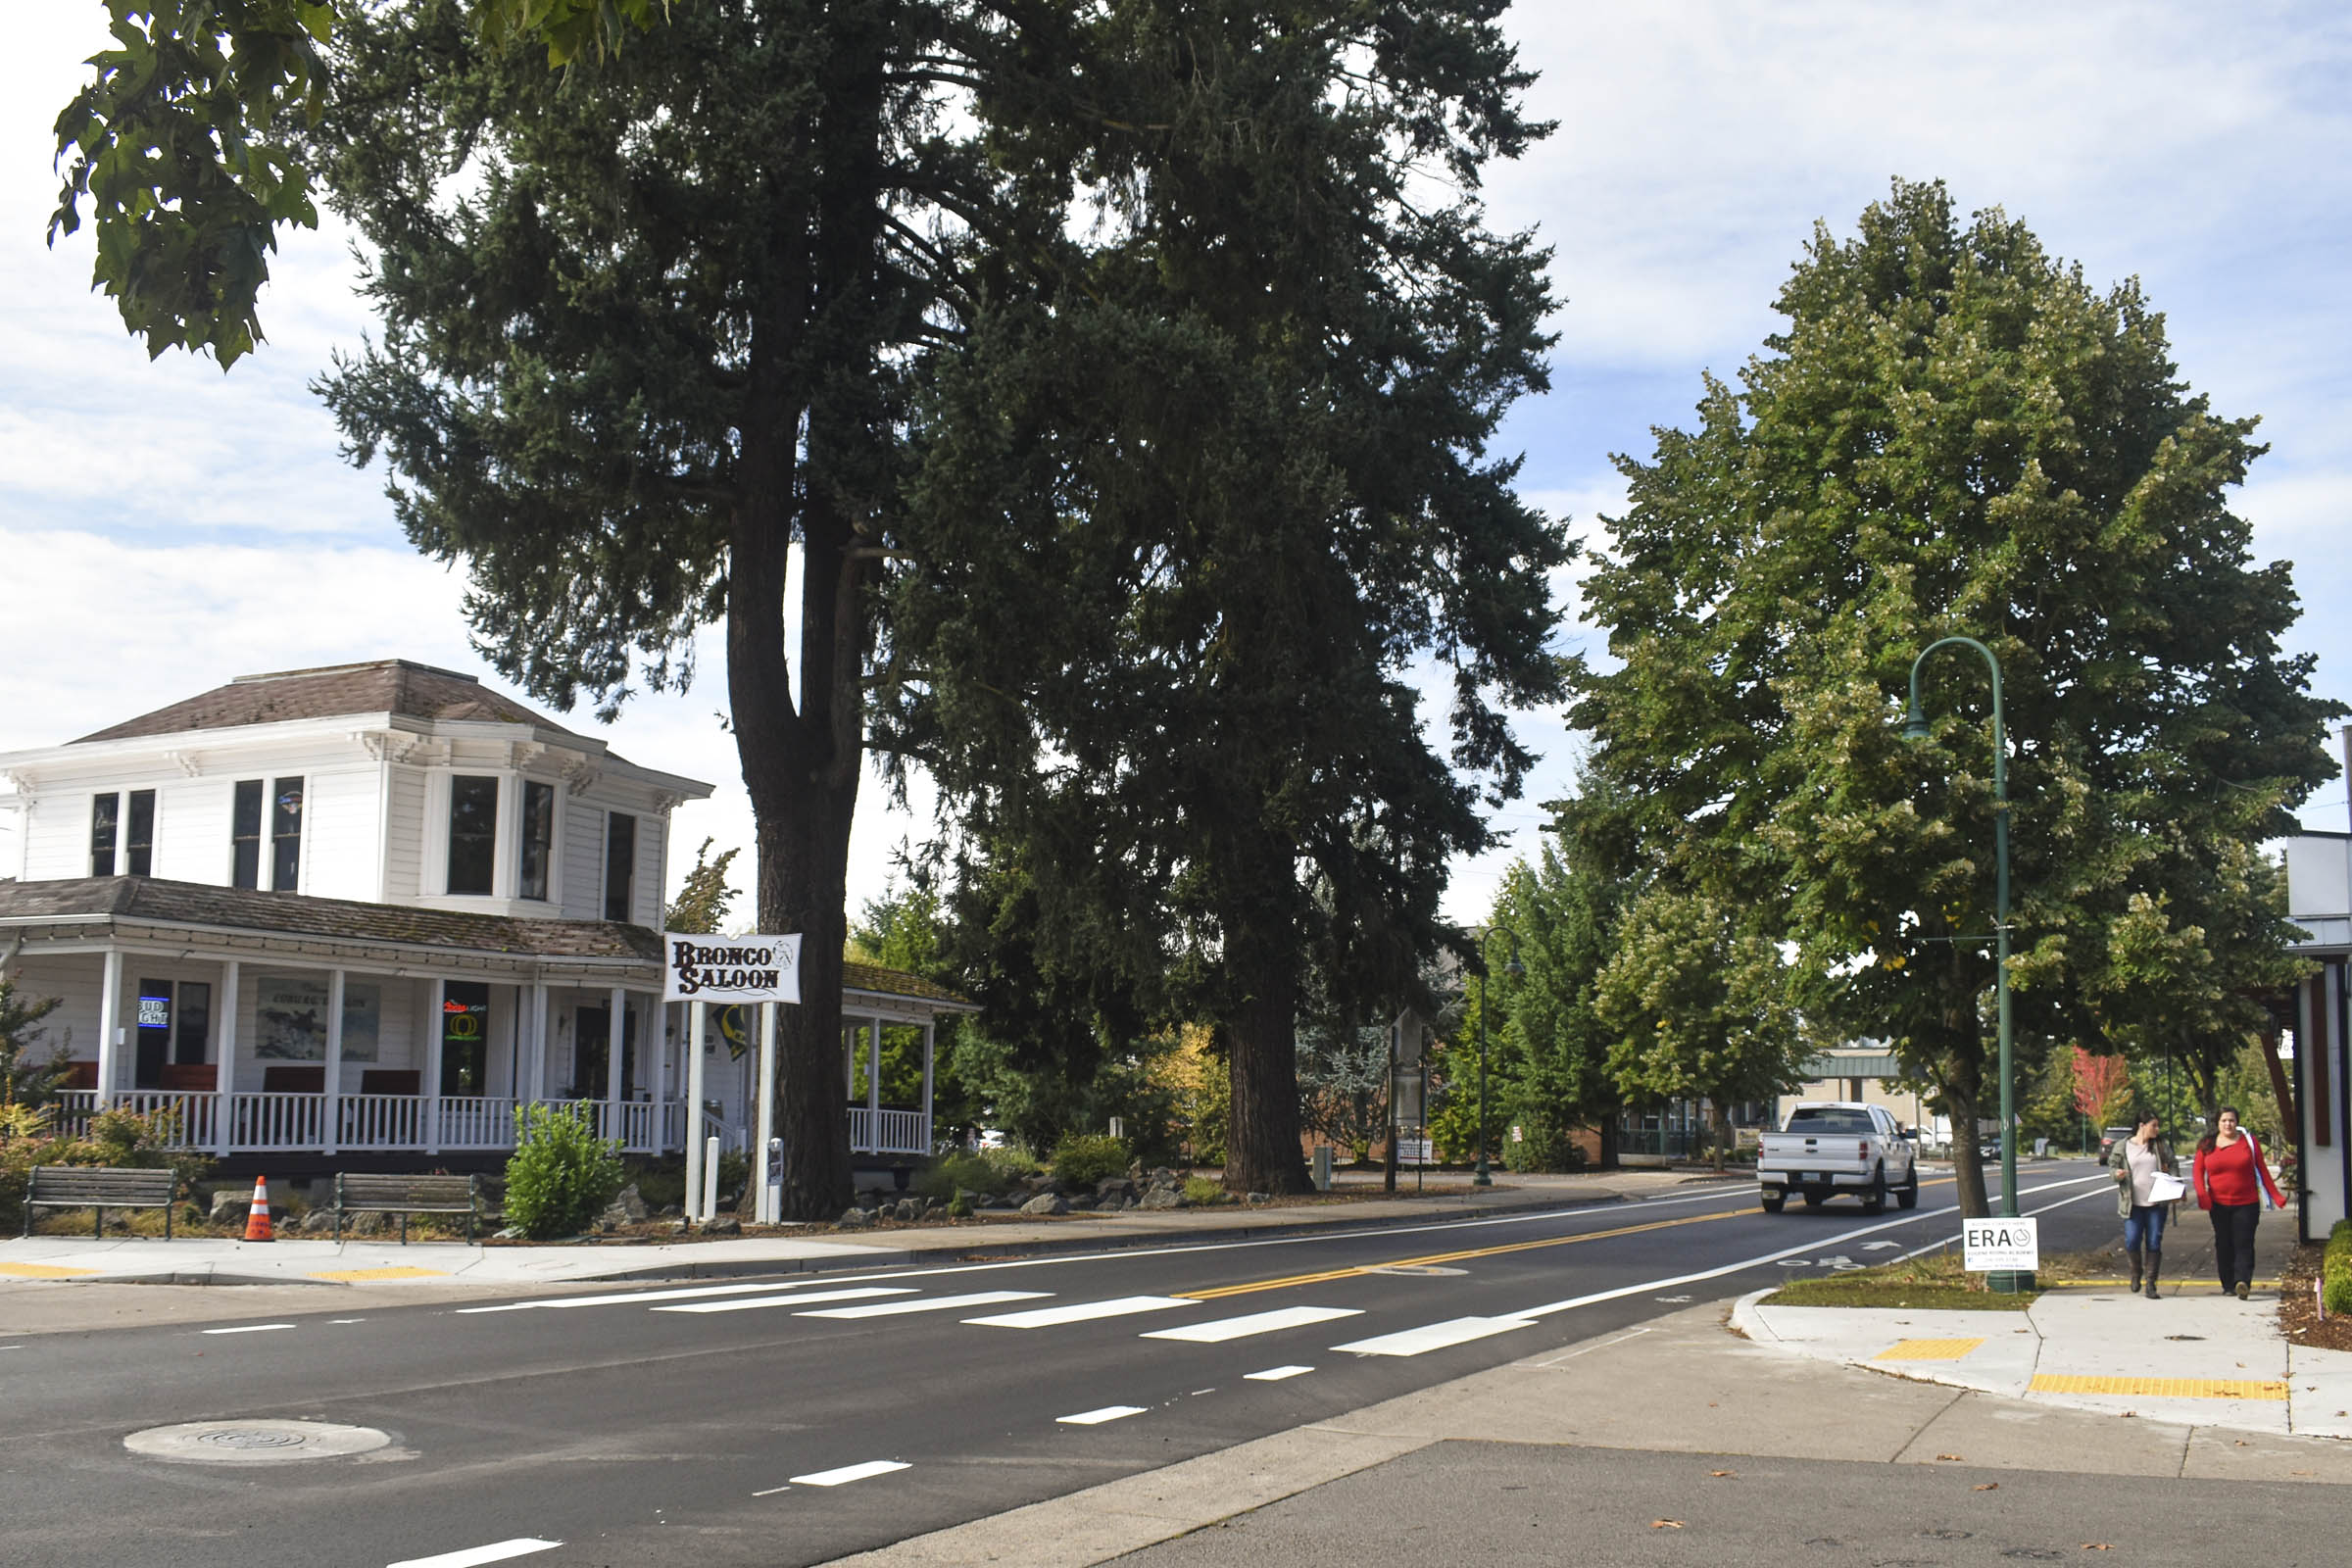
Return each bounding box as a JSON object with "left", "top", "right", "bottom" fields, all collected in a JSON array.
[
  {"left": 0, "top": 1169, "right": 1715, "bottom": 1327},
  {"left": 825, "top": 1290, "right": 2352, "bottom": 1568},
  {"left": 1734, "top": 1221, "right": 2352, "bottom": 1441}
]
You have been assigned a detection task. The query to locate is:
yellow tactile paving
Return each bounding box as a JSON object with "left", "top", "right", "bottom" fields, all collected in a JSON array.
[
  {"left": 1875, "top": 1337, "right": 1985, "bottom": 1362},
  {"left": 307, "top": 1266, "right": 451, "bottom": 1282},
  {"left": 2030, "top": 1374, "right": 2287, "bottom": 1400},
  {"left": 0, "top": 1261, "right": 99, "bottom": 1279}
]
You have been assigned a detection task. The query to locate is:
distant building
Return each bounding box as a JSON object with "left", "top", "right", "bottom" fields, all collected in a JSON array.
[
  {"left": 0, "top": 660, "right": 970, "bottom": 1173},
  {"left": 1776, "top": 1046, "right": 1943, "bottom": 1146}
]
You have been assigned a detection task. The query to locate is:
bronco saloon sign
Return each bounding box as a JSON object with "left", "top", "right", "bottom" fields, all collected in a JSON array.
[{"left": 661, "top": 933, "right": 804, "bottom": 1005}]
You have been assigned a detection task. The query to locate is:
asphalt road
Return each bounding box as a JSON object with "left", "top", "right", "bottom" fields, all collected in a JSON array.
[{"left": 2, "top": 1163, "right": 2123, "bottom": 1568}]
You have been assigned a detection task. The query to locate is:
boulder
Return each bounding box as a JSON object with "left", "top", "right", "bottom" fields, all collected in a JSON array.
[
  {"left": 349, "top": 1210, "right": 389, "bottom": 1238},
  {"left": 1247, "top": 1191, "right": 1271, "bottom": 1206},
  {"left": 894, "top": 1198, "right": 924, "bottom": 1224},
  {"left": 837, "top": 1206, "right": 874, "bottom": 1230},
  {"left": 1137, "top": 1188, "right": 1185, "bottom": 1211},
  {"left": 658, "top": 1203, "right": 683, "bottom": 1218},
  {"left": 298, "top": 1209, "right": 336, "bottom": 1234},
  {"left": 612, "top": 1184, "right": 650, "bottom": 1222},
  {"left": 1018, "top": 1193, "right": 1069, "bottom": 1216},
  {"left": 1065, "top": 1196, "right": 1097, "bottom": 1211},
  {"left": 207, "top": 1188, "right": 250, "bottom": 1226},
  {"left": 1094, "top": 1175, "right": 1139, "bottom": 1204},
  {"left": 703, "top": 1216, "right": 743, "bottom": 1237}
]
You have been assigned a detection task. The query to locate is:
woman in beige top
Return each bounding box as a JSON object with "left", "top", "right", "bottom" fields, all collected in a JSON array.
[{"left": 2111, "top": 1110, "right": 2179, "bottom": 1298}]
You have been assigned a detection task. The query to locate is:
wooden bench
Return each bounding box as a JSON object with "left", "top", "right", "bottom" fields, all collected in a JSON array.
[
  {"left": 22, "top": 1165, "right": 179, "bottom": 1239},
  {"left": 330, "top": 1173, "right": 481, "bottom": 1243}
]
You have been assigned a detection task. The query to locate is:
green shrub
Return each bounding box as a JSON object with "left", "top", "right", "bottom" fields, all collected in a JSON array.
[
  {"left": 504, "top": 1103, "right": 625, "bottom": 1239},
  {"left": 980, "top": 1146, "right": 1045, "bottom": 1185},
  {"left": 1183, "top": 1175, "right": 1225, "bottom": 1205},
  {"left": 914, "top": 1152, "right": 1017, "bottom": 1200},
  {"left": 2326, "top": 1220, "right": 2352, "bottom": 1318},
  {"left": 1051, "top": 1134, "right": 1132, "bottom": 1189},
  {"left": 1, "top": 1103, "right": 207, "bottom": 1231},
  {"left": 1499, "top": 1109, "right": 1590, "bottom": 1174}
]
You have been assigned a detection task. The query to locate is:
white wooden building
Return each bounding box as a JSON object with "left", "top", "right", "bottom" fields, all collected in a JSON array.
[
  {"left": 2285, "top": 826, "right": 2350, "bottom": 1245},
  {"left": 0, "top": 660, "right": 969, "bottom": 1172}
]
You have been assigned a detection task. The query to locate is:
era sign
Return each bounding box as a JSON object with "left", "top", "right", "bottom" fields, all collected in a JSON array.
[{"left": 1961, "top": 1216, "right": 2038, "bottom": 1272}]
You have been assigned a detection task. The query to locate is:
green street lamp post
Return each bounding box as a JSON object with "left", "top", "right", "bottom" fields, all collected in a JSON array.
[
  {"left": 1902, "top": 635, "right": 2032, "bottom": 1293},
  {"left": 1472, "top": 932, "right": 1525, "bottom": 1189}
]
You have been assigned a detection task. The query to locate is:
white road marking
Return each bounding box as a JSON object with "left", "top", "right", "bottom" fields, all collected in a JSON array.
[
  {"left": 654, "top": 1288, "right": 915, "bottom": 1315},
  {"left": 1527, "top": 1327, "right": 1652, "bottom": 1368},
  {"left": 1245, "top": 1365, "right": 1314, "bottom": 1381},
  {"left": 796, "top": 1290, "right": 1047, "bottom": 1319},
  {"left": 330, "top": 1318, "right": 368, "bottom": 1324},
  {"left": 1861, "top": 1241, "right": 1900, "bottom": 1250},
  {"left": 1507, "top": 1173, "right": 2116, "bottom": 1320},
  {"left": 1142, "top": 1305, "right": 1363, "bottom": 1343},
  {"left": 1057, "top": 1405, "right": 1148, "bottom": 1425},
  {"left": 790, "top": 1460, "right": 910, "bottom": 1487},
  {"left": 201, "top": 1323, "right": 295, "bottom": 1335},
  {"left": 752, "top": 1484, "right": 794, "bottom": 1496},
  {"left": 1332, "top": 1316, "right": 1537, "bottom": 1357},
  {"left": 456, "top": 1282, "right": 811, "bottom": 1314},
  {"left": 966, "top": 1296, "right": 1195, "bottom": 1329},
  {"left": 385, "top": 1538, "right": 561, "bottom": 1568}
]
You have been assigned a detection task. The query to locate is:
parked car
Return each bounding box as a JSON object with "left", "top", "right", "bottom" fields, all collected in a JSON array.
[
  {"left": 2097, "top": 1126, "right": 2134, "bottom": 1164},
  {"left": 1756, "top": 1102, "right": 1919, "bottom": 1213}
]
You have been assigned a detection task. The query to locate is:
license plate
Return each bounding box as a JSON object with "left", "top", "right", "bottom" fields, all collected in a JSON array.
[{"left": 1799, "top": 1172, "right": 1821, "bottom": 1184}]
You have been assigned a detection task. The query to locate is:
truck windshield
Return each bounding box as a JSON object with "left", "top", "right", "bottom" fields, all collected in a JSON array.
[{"left": 1785, "top": 1109, "right": 1875, "bottom": 1134}]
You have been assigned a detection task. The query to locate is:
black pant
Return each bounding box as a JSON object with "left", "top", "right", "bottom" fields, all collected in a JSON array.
[{"left": 2209, "top": 1201, "right": 2260, "bottom": 1292}]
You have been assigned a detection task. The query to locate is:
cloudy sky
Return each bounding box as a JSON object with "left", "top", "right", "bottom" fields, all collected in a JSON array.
[{"left": 3, "top": 3, "right": 2346, "bottom": 922}]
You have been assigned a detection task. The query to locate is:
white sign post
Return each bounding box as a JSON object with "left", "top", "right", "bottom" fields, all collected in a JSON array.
[{"left": 1962, "top": 1216, "right": 2039, "bottom": 1273}]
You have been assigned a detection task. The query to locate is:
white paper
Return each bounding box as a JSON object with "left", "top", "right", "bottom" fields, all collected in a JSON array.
[{"left": 2147, "top": 1172, "right": 2187, "bottom": 1203}]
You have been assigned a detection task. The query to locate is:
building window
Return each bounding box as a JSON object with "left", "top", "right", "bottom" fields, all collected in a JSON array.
[
  {"left": 519, "top": 780, "right": 555, "bottom": 902},
  {"left": 441, "top": 981, "right": 490, "bottom": 1097},
  {"left": 122, "top": 789, "right": 156, "bottom": 876},
  {"left": 270, "top": 777, "right": 304, "bottom": 891},
  {"left": 91, "top": 794, "right": 120, "bottom": 876},
  {"left": 448, "top": 775, "right": 500, "bottom": 896},
  {"left": 232, "top": 779, "right": 264, "bottom": 888},
  {"left": 605, "top": 812, "right": 636, "bottom": 922}
]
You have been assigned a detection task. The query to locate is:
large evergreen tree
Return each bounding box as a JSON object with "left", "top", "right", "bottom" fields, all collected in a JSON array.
[
  {"left": 1570, "top": 180, "right": 2339, "bottom": 1216},
  {"left": 879, "top": 4, "right": 1566, "bottom": 1193}
]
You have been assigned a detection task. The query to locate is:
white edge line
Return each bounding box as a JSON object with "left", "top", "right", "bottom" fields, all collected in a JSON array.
[
  {"left": 752, "top": 1484, "right": 794, "bottom": 1497},
  {"left": 1511, "top": 1174, "right": 2115, "bottom": 1319},
  {"left": 201, "top": 1323, "right": 296, "bottom": 1335},
  {"left": 384, "top": 1537, "right": 562, "bottom": 1568}
]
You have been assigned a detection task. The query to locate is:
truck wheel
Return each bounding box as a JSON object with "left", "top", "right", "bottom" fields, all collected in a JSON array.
[
  {"left": 1861, "top": 1167, "right": 1886, "bottom": 1215},
  {"left": 1896, "top": 1167, "right": 1920, "bottom": 1210},
  {"left": 1760, "top": 1192, "right": 1785, "bottom": 1213}
]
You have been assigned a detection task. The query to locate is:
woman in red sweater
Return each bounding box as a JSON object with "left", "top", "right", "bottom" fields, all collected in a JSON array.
[{"left": 2192, "top": 1106, "right": 2286, "bottom": 1299}]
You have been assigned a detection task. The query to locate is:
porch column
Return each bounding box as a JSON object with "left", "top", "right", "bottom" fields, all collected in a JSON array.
[
  {"left": 754, "top": 1003, "right": 777, "bottom": 1222},
  {"left": 214, "top": 959, "right": 240, "bottom": 1157},
  {"left": 921, "top": 1021, "right": 935, "bottom": 1152},
  {"left": 528, "top": 982, "right": 551, "bottom": 1103},
  {"left": 684, "top": 1000, "right": 708, "bottom": 1219},
  {"left": 424, "top": 977, "right": 446, "bottom": 1156},
  {"left": 323, "top": 969, "right": 346, "bottom": 1156},
  {"left": 95, "top": 949, "right": 123, "bottom": 1104},
  {"left": 607, "top": 985, "right": 627, "bottom": 1145},
  {"left": 866, "top": 1017, "right": 881, "bottom": 1154}
]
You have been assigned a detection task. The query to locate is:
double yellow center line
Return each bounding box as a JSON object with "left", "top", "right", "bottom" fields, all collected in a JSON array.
[{"left": 1177, "top": 1177, "right": 1962, "bottom": 1301}]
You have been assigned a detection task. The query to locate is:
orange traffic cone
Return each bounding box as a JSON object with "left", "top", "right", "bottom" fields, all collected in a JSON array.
[{"left": 242, "top": 1176, "right": 274, "bottom": 1243}]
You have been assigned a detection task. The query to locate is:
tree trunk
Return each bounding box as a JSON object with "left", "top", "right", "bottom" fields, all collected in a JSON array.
[
  {"left": 1224, "top": 960, "right": 1309, "bottom": 1195},
  {"left": 1712, "top": 1101, "right": 1731, "bottom": 1172},
  {"left": 1945, "top": 1073, "right": 1990, "bottom": 1218},
  {"left": 2258, "top": 1028, "right": 2298, "bottom": 1135},
  {"left": 1596, "top": 1110, "right": 1620, "bottom": 1171}
]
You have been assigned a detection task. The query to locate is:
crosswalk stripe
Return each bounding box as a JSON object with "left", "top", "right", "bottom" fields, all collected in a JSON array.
[
  {"left": 797, "top": 1290, "right": 1048, "bottom": 1319},
  {"left": 1244, "top": 1365, "right": 1315, "bottom": 1382},
  {"left": 1141, "top": 1305, "right": 1363, "bottom": 1343},
  {"left": 965, "top": 1296, "right": 1196, "bottom": 1329},
  {"left": 1330, "top": 1316, "right": 1536, "bottom": 1357},
  {"left": 653, "top": 1288, "right": 916, "bottom": 1315},
  {"left": 456, "top": 1282, "right": 809, "bottom": 1314},
  {"left": 1057, "top": 1405, "right": 1147, "bottom": 1425},
  {"left": 790, "top": 1460, "right": 909, "bottom": 1487}
]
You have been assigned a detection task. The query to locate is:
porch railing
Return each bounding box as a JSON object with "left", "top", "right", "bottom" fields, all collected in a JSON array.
[{"left": 850, "top": 1105, "right": 928, "bottom": 1156}]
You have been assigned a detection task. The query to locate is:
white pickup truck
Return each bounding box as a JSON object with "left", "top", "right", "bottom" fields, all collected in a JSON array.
[{"left": 1756, "top": 1102, "right": 1920, "bottom": 1214}]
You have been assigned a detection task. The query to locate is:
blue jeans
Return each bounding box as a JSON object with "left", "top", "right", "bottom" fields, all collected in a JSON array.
[{"left": 2124, "top": 1203, "right": 2167, "bottom": 1251}]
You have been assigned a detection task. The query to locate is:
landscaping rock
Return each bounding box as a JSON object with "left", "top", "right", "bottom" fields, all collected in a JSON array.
[
  {"left": 298, "top": 1209, "right": 336, "bottom": 1234},
  {"left": 1247, "top": 1191, "right": 1271, "bottom": 1206},
  {"left": 837, "top": 1206, "right": 874, "bottom": 1230},
  {"left": 894, "top": 1199, "right": 924, "bottom": 1224},
  {"left": 1095, "top": 1176, "right": 1140, "bottom": 1205},
  {"left": 207, "top": 1189, "right": 249, "bottom": 1226},
  {"left": 1019, "top": 1193, "right": 1069, "bottom": 1216},
  {"left": 1137, "top": 1188, "right": 1185, "bottom": 1211},
  {"left": 703, "top": 1216, "right": 743, "bottom": 1236},
  {"left": 658, "top": 1203, "right": 682, "bottom": 1218},
  {"left": 1065, "top": 1196, "right": 1097, "bottom": 1211},
  {"left": 612, "top": 1183, "right": 650, "bottom": 1222},
  {"left": 349, "top": 1210, "right": 389, "bottom": 1238}
]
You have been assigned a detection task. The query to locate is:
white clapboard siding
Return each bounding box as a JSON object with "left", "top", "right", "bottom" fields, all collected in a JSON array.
[
  {"left": 302, "top": 767, "right": 383, "bottom": 902},
  {"left": 561, "top": 791, "right": 607, "bottom": 921},
  {"left": 151, "top": 777, "right": 234, "bottom": 885},
  {"left": 383, "top": 764, "right": 426, "bottom": 899},
  {"left": 634, "top": 811, "right": 665, "bottom": 928}
]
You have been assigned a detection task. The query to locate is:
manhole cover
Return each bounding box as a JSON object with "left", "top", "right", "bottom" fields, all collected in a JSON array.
[
  {"left": 123, "top": 1419, "right": 392, "bottom": 1465},
  {"left": 1366, "top": 1264, "right": 1469, "bottom": 1277}
]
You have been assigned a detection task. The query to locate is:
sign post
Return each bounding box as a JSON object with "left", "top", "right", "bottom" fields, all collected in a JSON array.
[
  {"left": 755, "top": 1004, "right": 779, "bottom": 1223},
  {"left": 665, "top": 934, "right": 801, "bottom": 1229}
]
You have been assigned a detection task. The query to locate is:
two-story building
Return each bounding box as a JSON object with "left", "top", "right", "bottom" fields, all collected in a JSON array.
[
  {"left": 2285, "top": 819, "right": 2350, "bottom": 1245},
  {"left": 0, "top": 660, "right": 968, "bottom": 1174}
]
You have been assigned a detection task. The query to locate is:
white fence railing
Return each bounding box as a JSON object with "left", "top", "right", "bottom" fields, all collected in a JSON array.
[{"left": 37, "top": 1091, "right": 928, "bottom": 1161}]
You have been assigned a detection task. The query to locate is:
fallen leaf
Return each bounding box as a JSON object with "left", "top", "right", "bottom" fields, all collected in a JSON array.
[
  {"left": 1650, "top": 1520, "right": 1685, "bottom": 1530},
  {"left": 2234, "top": 1440, "right": 2249, "bottom": 1446},
  {"left": 1935, "top": 1453, "right": 1964, "bottom": 1461},
  {"left": 2082, "top": 1545, "right": 2114, "bottom": 1552},
  {"left": 1708, "top": 1471, "right": 1735, "bottom": 1478},
  {"left": 1973, "top": 1483, "right": 1999, "bottom": 1492}
]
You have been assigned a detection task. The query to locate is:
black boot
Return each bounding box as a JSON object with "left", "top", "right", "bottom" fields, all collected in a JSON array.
[
  {"left": 2127, "top": 1247, "right": 2143, "bottom": 1293},
  {"left": 2144, "top": 1249, "right": 2161, "bottom": 1298}
]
